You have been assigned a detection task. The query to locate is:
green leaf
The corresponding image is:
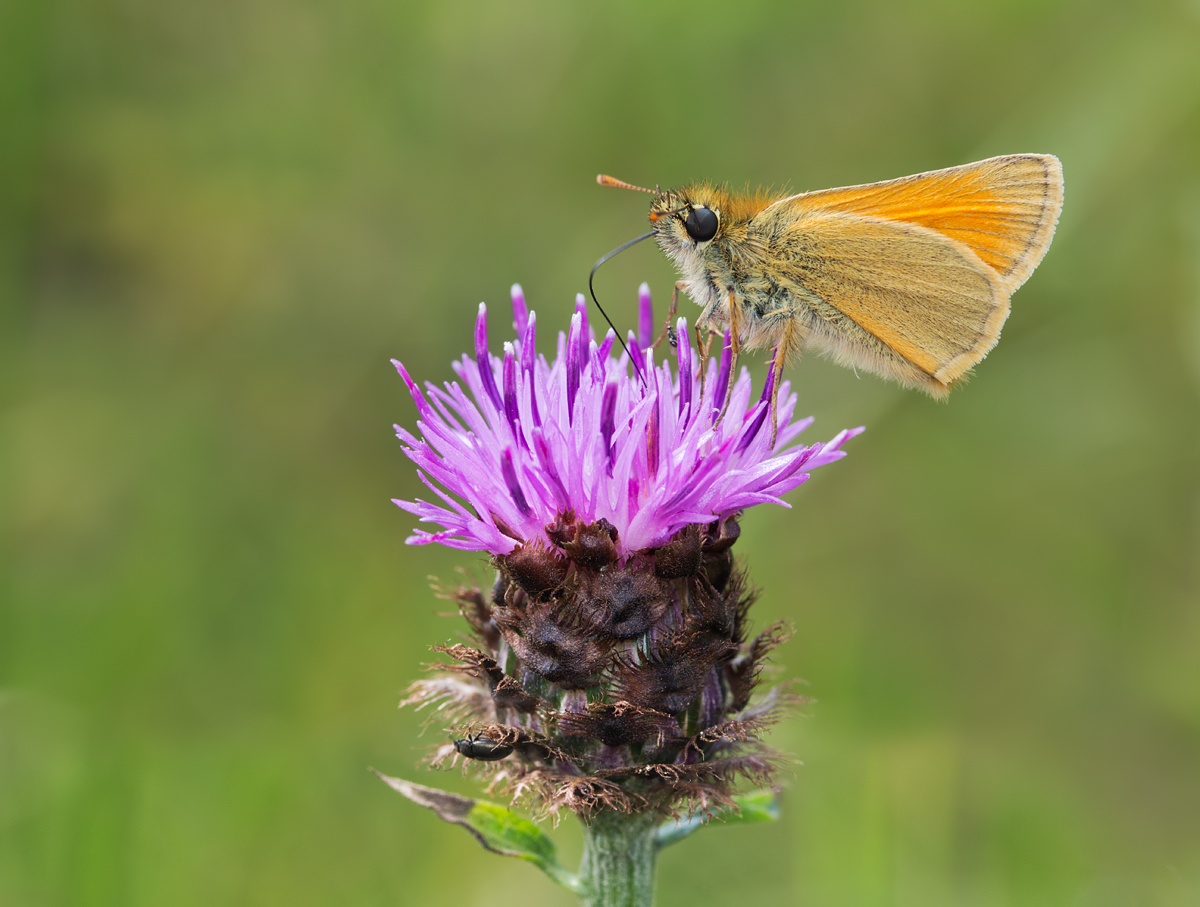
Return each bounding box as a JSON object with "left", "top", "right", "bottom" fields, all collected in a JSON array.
[
  {"left": 373, "top": 770, "right": 582, "bottom": 893},
  {"left": 654, "top": 791, "right": 781, "bottom": 849}
]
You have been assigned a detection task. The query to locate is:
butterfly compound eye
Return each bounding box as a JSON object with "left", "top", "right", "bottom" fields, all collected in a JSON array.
[{"left": 684, "top": 206, "right": 719, "bottom": 242}]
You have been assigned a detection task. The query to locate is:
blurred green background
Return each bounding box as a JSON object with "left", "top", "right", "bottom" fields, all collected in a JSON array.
[{"left": 3, "top": 0, "right": 1198, "bottom": 904}]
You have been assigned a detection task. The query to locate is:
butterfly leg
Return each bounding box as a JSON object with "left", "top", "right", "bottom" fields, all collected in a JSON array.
[
  {"left": 695, "top": 324, "right": 717, "bottom": 405},
  {"left": 768, "top": 339, "right": 786, "bottom": 448},
  {"left": 713, "top": 289, "right": 742, "bottom": 428},
  {"left": 766, "top": 316, "right": 799, "bottom": 447},
  {"left": 653, "top": 282, "right": 686, "bottom": 350}
]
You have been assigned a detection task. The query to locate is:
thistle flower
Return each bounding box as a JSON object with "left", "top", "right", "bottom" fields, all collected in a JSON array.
[
  {"left": 384, "top": 284, "right": 862, "bottom": 904},
  {"left": 392, "top": 282, "right": 861, "bottom": 815}
]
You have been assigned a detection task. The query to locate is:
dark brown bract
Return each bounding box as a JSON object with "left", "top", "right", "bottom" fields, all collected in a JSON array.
[{"left": 401, "top": 513, "right": 800, "bottom": 819}]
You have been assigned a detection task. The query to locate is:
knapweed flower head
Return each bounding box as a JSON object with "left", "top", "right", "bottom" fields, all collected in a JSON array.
[
  {"left": 394, "top": 285, "right": 861, "bottom": 556},
  {"left": 394, "top": 284, "right": 862, "bottom": 819}
]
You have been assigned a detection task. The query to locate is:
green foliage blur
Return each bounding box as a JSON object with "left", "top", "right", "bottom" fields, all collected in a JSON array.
[{"left": 3, "top": 0, "right": 1198, "bottom": 904}]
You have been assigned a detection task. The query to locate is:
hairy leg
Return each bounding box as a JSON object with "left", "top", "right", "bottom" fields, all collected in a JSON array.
[
  {"left": 653, "top": 282, "right": 686, "bottom": 350},
  {"left": 766, "top": 315, "right": 800, "bottom": 447},
  {"left": 714, "top": 289, "right": 742, "bottom": 429},
  {"left": 696, "top": 323, "right": 710, "bottom": 405}
]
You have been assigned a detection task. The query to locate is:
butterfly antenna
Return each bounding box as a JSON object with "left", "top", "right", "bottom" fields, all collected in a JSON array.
[
  {"left": 588, "top": 230, "right": 656, "bottom": 388},
  {"left": 596, "top": 174, "right": 657, "bottom": 194}
]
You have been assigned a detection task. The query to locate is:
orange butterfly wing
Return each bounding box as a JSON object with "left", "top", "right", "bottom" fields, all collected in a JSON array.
[
  {"left": 768, "top": 154, "right": 1064, "bottom": 294},
  {"left": 776, "top": 212, "right": 1007, "bottom": 384}
]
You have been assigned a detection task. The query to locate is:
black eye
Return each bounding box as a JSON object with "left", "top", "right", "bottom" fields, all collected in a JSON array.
[{"left": 684, "top": 206, "right": 718, "bottom": 242}]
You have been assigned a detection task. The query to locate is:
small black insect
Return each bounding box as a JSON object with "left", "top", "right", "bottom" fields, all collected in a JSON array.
[{"left": 452, "top": 733, "right": 514, "bottom": 761}]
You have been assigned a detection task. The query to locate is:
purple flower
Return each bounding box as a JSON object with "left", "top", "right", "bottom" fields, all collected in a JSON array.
[{"left": 393, "top": 284, "right": 863, "bottom": 556}]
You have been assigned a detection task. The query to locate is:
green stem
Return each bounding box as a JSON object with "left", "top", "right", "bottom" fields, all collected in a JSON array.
[{"left": 578, "top": 810, "right": 659, "bottom": 907}]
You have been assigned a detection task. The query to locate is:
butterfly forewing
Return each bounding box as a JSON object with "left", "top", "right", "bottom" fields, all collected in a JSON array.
[{"left": 767, "top": 154, "right": 1064, "bottom": 293}]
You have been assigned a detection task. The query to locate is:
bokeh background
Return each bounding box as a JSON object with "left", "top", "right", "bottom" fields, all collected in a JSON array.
[{"left": 3, "top": 0, "right": 1199, "bottom": 904}]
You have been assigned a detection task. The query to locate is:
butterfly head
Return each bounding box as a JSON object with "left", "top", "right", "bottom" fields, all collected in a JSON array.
[{"left": 647, "top": 185, "right": 738, "bottom": 286}]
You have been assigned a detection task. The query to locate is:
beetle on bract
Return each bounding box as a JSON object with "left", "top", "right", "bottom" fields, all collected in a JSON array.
[{"left": 452, "top": 733, "right": 514, "bottom": 762}]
